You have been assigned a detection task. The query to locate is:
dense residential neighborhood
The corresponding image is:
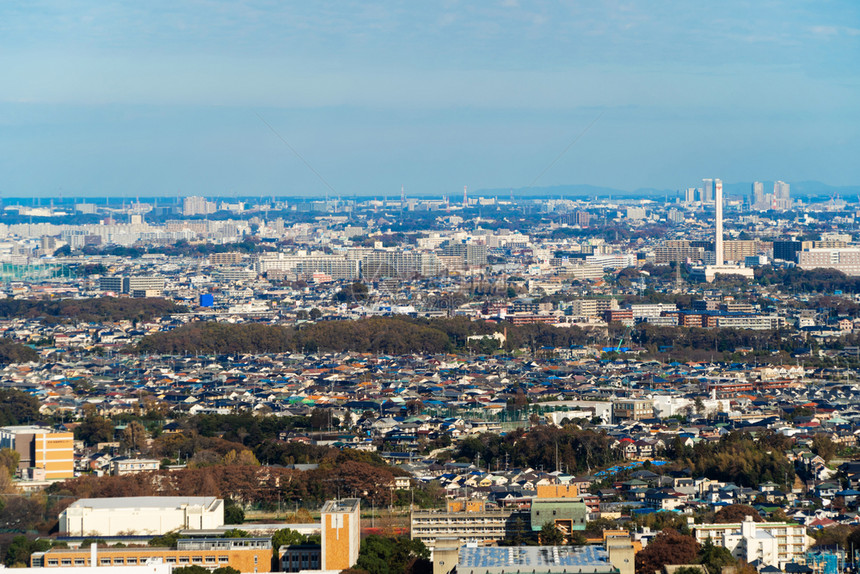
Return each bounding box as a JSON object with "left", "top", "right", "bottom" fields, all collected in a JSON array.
[{"left": 0, "top": 193, "right": 859, "bottom": 574}]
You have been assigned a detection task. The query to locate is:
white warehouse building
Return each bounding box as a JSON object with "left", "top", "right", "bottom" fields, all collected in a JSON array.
[{"left": 59, "top": 496, "right": 224, "bottom": 537}]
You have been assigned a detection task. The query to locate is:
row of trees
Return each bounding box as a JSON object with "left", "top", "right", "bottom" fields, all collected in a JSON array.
[
  {"left": 134, "top": 316, "right": 612, "bottom": 356},
  {"left": 755, "top": 266, "right": 860, "bottom": 293},
  {"left": 132, "top": 315, "right": 822, "bottom": 359},
  {"left": 74, "top": 410, "right": 322, "bottom": 450},
  {"left": 47, "top": 449, "right": 429, "bottom": 510},
  {"left": 0, "top": 297, "right": 184, "bottom": 324},
  {"left": 454, "top": 426, "right": 626, "bottom": 475},
  {"left": 135, "top": 319, "right": 453, "bottom": 355},
  {"left": 667, "top": 432, "right": 796, "bottom": 489},
  {"left": 629, "top": 323, "right": 795, "bottom": 356},
  {"left": 0, "top": 340, "right": 38, "bottom": 364}
]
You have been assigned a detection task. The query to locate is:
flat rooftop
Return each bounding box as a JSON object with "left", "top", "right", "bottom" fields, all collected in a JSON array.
[
  {"left": 321, "top": 498, "right": 360, "bottom": 513},
  {"left": 66, "top": 496, "right": 220, "bottom": 510},
  {"left": 459, "top": 546, "right": 613, "bottom": 570}
]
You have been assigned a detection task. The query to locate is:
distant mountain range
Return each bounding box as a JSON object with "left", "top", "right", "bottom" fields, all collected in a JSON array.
[{"left": 477, "top": 181, "right": 860, "bottom": 200}]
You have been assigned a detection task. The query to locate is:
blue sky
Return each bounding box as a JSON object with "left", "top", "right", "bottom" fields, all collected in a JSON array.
[{"left": 1, "top": 1, "right": 858, "bottom": 197}]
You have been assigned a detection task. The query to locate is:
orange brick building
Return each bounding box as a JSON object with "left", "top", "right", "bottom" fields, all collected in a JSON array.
[{"left": 536, "top": 484, "right": 580, "bottom": 498}]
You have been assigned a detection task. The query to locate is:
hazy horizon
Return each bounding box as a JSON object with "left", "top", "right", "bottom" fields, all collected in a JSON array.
[{"left": 2, "top": 1, "right": 858, "bottom": 198}]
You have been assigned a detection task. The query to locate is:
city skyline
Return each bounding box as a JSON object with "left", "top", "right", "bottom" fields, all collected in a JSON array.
[{"left": 1, "top": 1, "right": 858, "bottom": 197}]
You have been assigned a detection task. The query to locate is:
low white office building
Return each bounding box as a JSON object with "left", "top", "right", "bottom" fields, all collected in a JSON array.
[{"left": 59, "top": 496, "right": 224, "bottom": 537}]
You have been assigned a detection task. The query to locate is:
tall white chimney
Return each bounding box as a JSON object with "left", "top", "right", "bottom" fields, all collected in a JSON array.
[{"left": 715, "top": 179, "right": 723, "bottom": 266}]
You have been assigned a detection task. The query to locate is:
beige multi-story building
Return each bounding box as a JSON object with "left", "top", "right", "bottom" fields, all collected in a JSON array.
[
  {"left": 694, "top": 517, "right": 811, "bottom": 570},
  {"left": 722, "top": 241, "right": 762, "bottom": 264},
  {"left": 798, "top": 248, "right": 860, "bottom": 276},
  {"left": 568, "top": 298, "right": 619, "bottom": 318},
  {"left": 255, "top": 253, "right": 360, "bottom": 281},
  {"left": 411, "top": 500, "right": 527, "bottom": 548},
  {"left": 612, "top": 399, "right": 655, "bottom": 422},
  {"left": 0, "top": 426, "right": 74, "bottom": 480},
  {"left": 209, "top": 252, "right": 244, "bottom": 266},
  {"left": 655, "top": 240, "right": 706, "bottom": 264},
  {"left": 559, "top": 264, "right": 605, "bottom": 281}
]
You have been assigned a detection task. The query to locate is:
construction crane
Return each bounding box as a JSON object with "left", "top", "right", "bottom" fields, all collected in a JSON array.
[{"left": 615, "top": 324, "right": 633, "bottom": 353}]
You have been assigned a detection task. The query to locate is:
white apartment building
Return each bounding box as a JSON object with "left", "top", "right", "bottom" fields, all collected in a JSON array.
[
  {"left": 629, "top": 303, "right": 677, "bottom": 320},
  {"left": 559, "top": 264, "right": 605, "bottom": 281},
  {"left": 255, "top": 252, "right": 360, "bottom": 281},
  {"left": 110, "top": 458, "right": 160, "bottom": 476},
  {"left": 713, "top": 315, "right": 784, "bottom": 331},
  {"left": 567, "top": 298, "right": 619, "bottom": 318},
  {"left": 694, "top": 517, "right": 811, "bottom": 569}
]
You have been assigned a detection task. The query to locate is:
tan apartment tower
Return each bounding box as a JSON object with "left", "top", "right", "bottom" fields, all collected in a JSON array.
[{"left": 321, "top": 498, "right": 360, "bottom": 571}]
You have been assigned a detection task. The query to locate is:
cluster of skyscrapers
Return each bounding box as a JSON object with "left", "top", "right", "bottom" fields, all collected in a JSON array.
[
  {"left": 751, "top": 180, "right": 791, "bottom": 211},
  {"left": 684, "top": 179, "right": 791, "bottom": 212}
]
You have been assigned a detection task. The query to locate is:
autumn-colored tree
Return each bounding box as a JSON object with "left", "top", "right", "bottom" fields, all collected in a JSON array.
[
  {"left": 811, "top": 434, "right": 838, "bottom": 463},
  {"left": 0, "top": 467, "right": 16, "bottom": 494},
  {"left": 48, "top": 459, "right": 405, "bottom": 510},
  {"left": 814, "top": 524, "right": 854, "bottom": 549},
  {"left": 188, "top": 450, "right": 221, "bottom": 468},
  {"left": 0, "top": 496, "right": 48, "bottom": 533},
  {"left": 283, "top": 508, "right": 315, "bottom": 523},
  {"left": 222, "top": 450, "right": 260, "bottom": 466},
  {"left": 635, "top": 529, "right": 700, "bottom": 574},
  {"left": 121, "top": 421, "right": 148, "bottom": 453},
  {"left": 713, "top": 505, "right": 763, "bottom": 524},
  {"left": 0, "top": 448, "right": 20, "bottom": 477}
]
